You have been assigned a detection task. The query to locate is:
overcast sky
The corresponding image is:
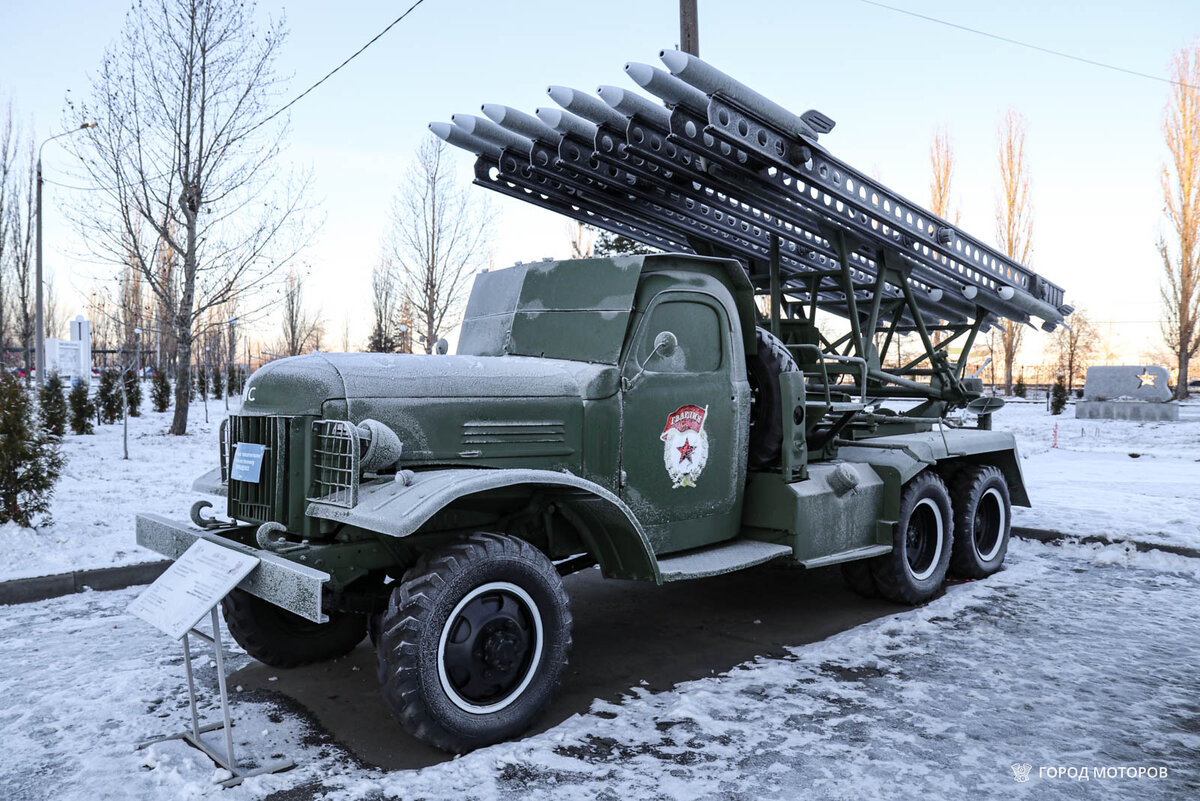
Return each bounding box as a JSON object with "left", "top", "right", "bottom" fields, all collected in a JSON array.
[{"left": 1, "top": 0, "right": 1195, "bottom": 362}]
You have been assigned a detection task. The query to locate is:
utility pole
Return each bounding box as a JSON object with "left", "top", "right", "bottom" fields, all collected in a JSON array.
[
  {"left": 680, "top": 0, "right": 700, "bottom": 56},
  {"left": 35, "top": 122, "right": 97, "bottom": 385}
]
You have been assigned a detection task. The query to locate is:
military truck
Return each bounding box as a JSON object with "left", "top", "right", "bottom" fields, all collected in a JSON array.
[{"left": 137, "top": 51, "right": 1070, "bottom": 753}]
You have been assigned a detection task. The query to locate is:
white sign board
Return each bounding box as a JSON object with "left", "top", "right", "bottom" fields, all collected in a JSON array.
[{"left": 129, "top": 539, "right": 259, "bottom": 639}]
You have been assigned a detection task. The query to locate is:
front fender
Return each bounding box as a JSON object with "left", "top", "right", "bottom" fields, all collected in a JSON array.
[{"left": 305, "top": 468, "right": 662, "bottom": 583}]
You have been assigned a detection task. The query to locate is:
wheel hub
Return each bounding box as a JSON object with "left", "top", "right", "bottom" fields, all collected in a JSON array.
[
  {"left": 480, "top": 622, "right": 520, "bottom": 672},
  {"left": 905, "top": 498, "right": 943, "bottom": 581},
  {"left": 438, "top": 582, "right": 542, "bottom": 713}
]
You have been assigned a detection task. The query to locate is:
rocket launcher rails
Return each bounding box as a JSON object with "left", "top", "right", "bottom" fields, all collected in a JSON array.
[{"left": 432, "top": 49, "right": 1072, "bottom": 405}]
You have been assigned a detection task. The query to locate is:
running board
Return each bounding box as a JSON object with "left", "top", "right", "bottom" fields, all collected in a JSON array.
[
  {"left": 657, "top": 540, "right": 793, "bottom": 582},
  {"left": 799, "top": 544, "right": 892, "bottom": 569}
]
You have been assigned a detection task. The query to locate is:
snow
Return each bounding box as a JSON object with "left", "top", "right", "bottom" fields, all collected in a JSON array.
[
  {"left": 991, "top": 401, "right": 1200, "bottom": 551},
  {"left": 0, "top": 394, "right": 1198, "bottom": 798},
  {"left": 0, "top": 398, "right": 230, "bottom": 581},
  {"left": 1, "top": 540, "right": 1196, "bottom": 799}
]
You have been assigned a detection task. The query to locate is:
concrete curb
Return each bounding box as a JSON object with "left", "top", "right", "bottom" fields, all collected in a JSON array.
[
  {"left": 0, "top": 528, "right": 1195, "bottom": 607},
  {"left": 1011, "top": 526, "right": 1200, "bottom": 560},
  {"left": 0, "top": 560, "right": 171, "bottom": 606}
]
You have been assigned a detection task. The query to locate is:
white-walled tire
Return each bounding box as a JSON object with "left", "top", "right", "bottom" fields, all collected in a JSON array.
[
  {"left": 870, "top": 471, "right": 953, "bottom": 604},
  {"left": 376, "top": 533, "right": 572, "bottom": 753},
  {"left": 949, "top": 466, "right": 1011, "bottom": 579}
]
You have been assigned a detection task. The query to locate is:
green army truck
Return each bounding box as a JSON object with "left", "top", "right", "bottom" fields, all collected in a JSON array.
[{"left": 137, "top": 51, "right": 1071, "bottom": 753}]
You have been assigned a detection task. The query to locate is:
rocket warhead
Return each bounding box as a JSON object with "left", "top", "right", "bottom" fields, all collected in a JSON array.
[
  {"left": 451, "top": 114, "right": 533, "bottom": 154},
  {"left": 429, "top": 121, "right": 501, "bottom": 159},
  {"left": 481, "top": 104, "right": 560, "bottom": 144},
  {"left": 546, "top": 85, "right": 628, "bottom": 130},
  {"left": 535, "top": 107, "right": 598, "bottom": 142},
  {"left": 596, "top": 85, "right": 671, "bottom": 128},
  {"left": 623, "top": 62, "right": 708, "bottom": 113}
]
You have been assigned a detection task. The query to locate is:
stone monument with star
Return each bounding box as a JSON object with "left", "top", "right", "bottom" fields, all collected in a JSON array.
[{"left": 1075, "top": 365, "right": 1179, "bottom": 421}]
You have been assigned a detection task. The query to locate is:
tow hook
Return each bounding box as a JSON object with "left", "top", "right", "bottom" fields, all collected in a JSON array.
[
  {"left": 189, "top": 500, "right": 235, "bottom": 530},
  {"left": 255, "top": 522, "right": 309, "bottom": 554}
]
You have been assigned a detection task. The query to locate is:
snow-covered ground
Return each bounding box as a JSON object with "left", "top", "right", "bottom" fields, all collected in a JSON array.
[
  {"left": 1, "top": 539, "right": 1196, "bottom": 800},
  {"left": 0, "top": 395, "right": 1198, "bottom": 799},
  {"left": 2, "top": 393, "right": 1198, "bottom": 581},
  {"left": 993, "top": 401, "right": 1200, "bottom": 551},
  {"left": 0, "top": 396, "right": 230, "bottom": 581}
]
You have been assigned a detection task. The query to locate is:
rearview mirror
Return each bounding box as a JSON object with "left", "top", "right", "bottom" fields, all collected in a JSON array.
[
  {"left": 623, "top": 330, "right": 681, "bottom": 392},
  {"left": 652, "top": 330, "right": 678, "bottom": 358}
]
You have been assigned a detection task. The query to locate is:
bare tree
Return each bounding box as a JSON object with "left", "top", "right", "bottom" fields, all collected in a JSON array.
[
  {"left": 1051, "top": 309, "right": 1099, "bottom": 394},
  {"left": 995, "top": 109, "right": 1034, "bottom": 395},
  {"left": 929, "top": 126, "right": 959, "bottom": 224},
  {"left": 9, "top": 144, "right": 35, "bottom": 381},
  {"left": 66, "top": 0, "right": 310, "bottom": 434},
  {"left": 1159, "top": 43, "right": 1200, "bottom": 399},
  {"left": 0, "top": 101, "right": 17, "bottom": 354},
  {"left": 387, "top": 137, "right": 494, "bottom": 353},
  {"left": 277, "top": 267, "right": 322, "bottom": 357},
  {"left": 368, "top": 257, "right": 400, "bottom": 353},
  {"left": 44, "top": 276, "right": 68, "bottom": 341}
]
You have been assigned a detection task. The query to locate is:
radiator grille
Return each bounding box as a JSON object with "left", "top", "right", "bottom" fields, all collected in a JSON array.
[
  {"left": 227, "top": 415, "right": 290, "bottom": 524},
  {"left": 308, "top": 419, "right": 360, "bottom": 508}
]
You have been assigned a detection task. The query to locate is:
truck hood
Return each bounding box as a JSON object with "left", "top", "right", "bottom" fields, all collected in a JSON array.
[{"left": 241, "top": 352, "right": 619, "bottom": 416}]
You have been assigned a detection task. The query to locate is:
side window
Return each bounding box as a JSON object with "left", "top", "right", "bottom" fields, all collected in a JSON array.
[{"left": 638, "top": 298, "right": 724, "bottom": 374}]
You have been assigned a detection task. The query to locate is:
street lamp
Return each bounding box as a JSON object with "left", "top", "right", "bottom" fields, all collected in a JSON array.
[
  {"left": 133, "top": 327, "right": 142, "bottom": 379},
  {"left": 35, "top": 121, "right": 97, "bottom": 385}
]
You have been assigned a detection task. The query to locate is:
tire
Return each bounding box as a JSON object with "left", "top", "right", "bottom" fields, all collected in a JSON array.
[
  {"left": 220, "top": 588, "right": 367, "bottom": 668},
  {"left": 747, "top": 326, "right": 799, "bottom": 471},
  {"left": 870, "top": 471, "right": 954, "bottom": 604},
  {"left": 840, "top": 559, "right": 879, "bottom": 598},
  {"left": 367, "top": 612, "right": 383, "bottom": 648},
  {"left": 376, "top": 532, "right": 572, "bottom": 753},
  {"left": 949, "top": 465, "right": 1011, "bottom": 579}
]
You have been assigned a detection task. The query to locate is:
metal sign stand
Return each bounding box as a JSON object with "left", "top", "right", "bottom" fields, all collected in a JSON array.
[{"left": 137, "top": 605, "right": 294, "bottom": 789}]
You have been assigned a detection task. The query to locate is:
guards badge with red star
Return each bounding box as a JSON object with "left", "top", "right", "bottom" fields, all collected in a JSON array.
[{"left": 660, "top": 404, "right": 710, "bottom": 488}]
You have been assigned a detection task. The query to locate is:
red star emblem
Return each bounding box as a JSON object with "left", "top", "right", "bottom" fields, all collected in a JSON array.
[{"left": 677, "top": 438, "right": 696, "bottom": 464}]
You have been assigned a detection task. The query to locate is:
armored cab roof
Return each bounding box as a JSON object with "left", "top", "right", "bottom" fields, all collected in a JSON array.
[{"left": 457, "top": 253, "right": 755, "bottom": 364}]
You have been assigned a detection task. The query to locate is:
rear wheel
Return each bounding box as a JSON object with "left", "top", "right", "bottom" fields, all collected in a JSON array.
[
  {"left": 376, "top": 533, "right": 572, "bottom": 753},
  {"left": 870, "top": 471, "right": 953, "bottom": 604},
  {"left": 949, "top": 466, "right": 1011, "bottom": 578},
  {"left": 220, "top": 588, "right": 367, "bottom": 668},
  {"left": 746, "top": 327, "right": 799, "bottom": 471}
]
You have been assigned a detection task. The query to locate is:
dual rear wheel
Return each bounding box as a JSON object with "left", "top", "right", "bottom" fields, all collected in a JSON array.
[{"left": 842, "top": 465, "right": 1011, "bottom": 604}]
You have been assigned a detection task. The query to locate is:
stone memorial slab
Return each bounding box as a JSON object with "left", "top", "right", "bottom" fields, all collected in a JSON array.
[
  {"left": 1082, "top": 365, "right": 1172, "bottom": 402},
  {"left": 1077, "top": 365, "right": 1179, "bottom": 421}
]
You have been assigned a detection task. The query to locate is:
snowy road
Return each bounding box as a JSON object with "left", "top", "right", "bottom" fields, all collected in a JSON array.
[{"left": 1, "top": 539, "right": 1197, "bottom": 800}]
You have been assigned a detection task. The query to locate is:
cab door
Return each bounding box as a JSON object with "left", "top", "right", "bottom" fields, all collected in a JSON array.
[{"left": 619, "top": 287, "right": 746, "bottom": 555}]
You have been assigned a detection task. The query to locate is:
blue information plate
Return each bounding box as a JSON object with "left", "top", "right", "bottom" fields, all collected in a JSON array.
[{"left": 230, "top": 443, "right": 266, "bottom": 483}]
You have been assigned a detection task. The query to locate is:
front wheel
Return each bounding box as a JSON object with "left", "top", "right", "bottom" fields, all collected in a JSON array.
[
  {"left": 870, "top": 471, "right": 953, "bottom": 605},
  {"left": 220, "top": 588, "right": 367, "bottom": 668},
  {"left": 376, "top": 533, "right": 572, "bottom": 753}
]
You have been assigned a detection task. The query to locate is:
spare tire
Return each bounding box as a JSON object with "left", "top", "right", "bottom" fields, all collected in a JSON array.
[{"left": 746, "top": 326, "right": 799, "bottom": 471}]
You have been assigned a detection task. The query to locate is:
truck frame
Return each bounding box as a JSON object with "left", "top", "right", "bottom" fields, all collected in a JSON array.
[{"left": 137, "top": 50, "right": 1069, "bottom": 753}]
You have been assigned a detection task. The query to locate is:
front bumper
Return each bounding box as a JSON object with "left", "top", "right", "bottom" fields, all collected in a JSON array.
[{"left": 135, "top": 513, "right": 331, "bottom": 623}]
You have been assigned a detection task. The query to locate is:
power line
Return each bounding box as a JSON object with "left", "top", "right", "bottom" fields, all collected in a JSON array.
[
  {"left": 248, "top": 0, "right": 428, "bottom": 135},
  {"left": 858, "top": 0, "right": 1196, "bottom": 90},
  {"left": 46, "top": 0, "right": 430, "bottom": 192}
]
